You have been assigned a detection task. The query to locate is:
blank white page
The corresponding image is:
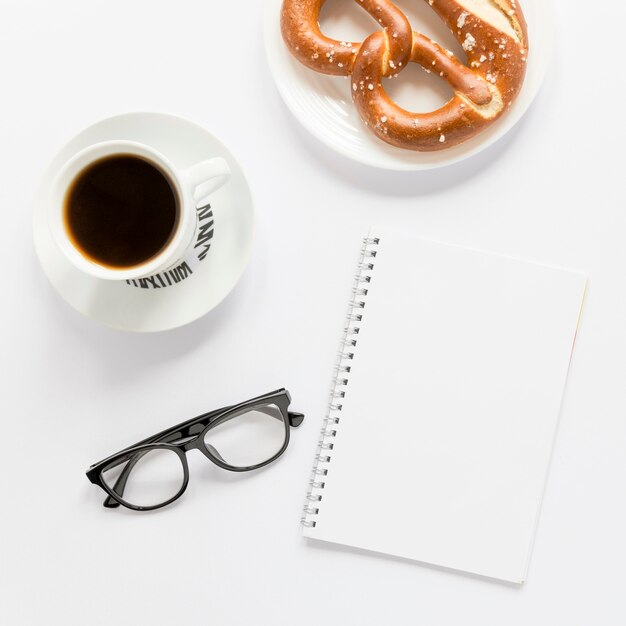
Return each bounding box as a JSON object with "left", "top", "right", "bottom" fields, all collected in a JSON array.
[{"left": 303, "top": 232, "right": 587, "bottom": 583}]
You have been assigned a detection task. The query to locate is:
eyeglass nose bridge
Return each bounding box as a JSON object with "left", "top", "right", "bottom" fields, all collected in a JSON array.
[{"left": 177, "top": 433, "right": 220, "bottom": 457}]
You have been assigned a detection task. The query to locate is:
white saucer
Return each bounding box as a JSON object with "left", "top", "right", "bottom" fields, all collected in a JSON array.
[
  {"left": 264, "top": 0, "right": 553, "bottom": 171},
  {"left": 33, "top": 112, "right": 254, "bottom": 332}
]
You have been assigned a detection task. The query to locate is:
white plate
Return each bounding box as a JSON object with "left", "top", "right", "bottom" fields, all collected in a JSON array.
[
  {"left": 33, "top": 112, "right": 254, "bottom": 332},
  {"left": 264, "top": 0, "right": 553, "bottom": 171}
]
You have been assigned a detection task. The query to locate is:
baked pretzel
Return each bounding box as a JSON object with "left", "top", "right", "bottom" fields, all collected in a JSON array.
[{"left": 280, "top": 0, "right": 528, "bottom": 151}]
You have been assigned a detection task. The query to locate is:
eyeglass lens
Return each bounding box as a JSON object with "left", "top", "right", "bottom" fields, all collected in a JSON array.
[
  {"left": 101, "top": 448, "right": 185, "bottom": 508},
  {"left": 203, "top": 402, "right": 286, "bottom": 468}
]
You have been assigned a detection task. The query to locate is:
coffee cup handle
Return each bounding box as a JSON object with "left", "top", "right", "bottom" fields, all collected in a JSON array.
[{"left": 182, "top": 157, "right": 231, "bottom": 206}]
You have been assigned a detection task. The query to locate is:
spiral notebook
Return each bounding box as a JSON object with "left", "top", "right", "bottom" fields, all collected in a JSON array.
[{"left": 301, "top": 231, "right": 587, "bottom": 584}]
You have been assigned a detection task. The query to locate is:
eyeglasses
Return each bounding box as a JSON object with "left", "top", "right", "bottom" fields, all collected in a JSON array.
[{"left": 86, "top": 389, "right": 304, "bottom": 511}]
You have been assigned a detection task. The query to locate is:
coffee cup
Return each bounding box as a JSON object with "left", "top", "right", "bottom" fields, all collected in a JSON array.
[{"left": 48, "top": 140, "right": 230, "bottom": 281}]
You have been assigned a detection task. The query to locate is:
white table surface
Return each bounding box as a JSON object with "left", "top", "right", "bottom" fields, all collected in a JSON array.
[{"left": 1, "top": 1, "right": 625, "bottom": 624}]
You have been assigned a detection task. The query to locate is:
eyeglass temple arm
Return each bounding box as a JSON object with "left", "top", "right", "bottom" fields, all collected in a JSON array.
[
  {"left": 114, "top": 403, "right": 303, "bottom": 458},
  {"left": 105, "top": 390, "right": 299, "bottom": 461}
]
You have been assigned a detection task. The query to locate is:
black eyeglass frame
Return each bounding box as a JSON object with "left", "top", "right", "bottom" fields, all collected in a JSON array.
[{"left": 86, "top": 389, "right": 304, "bottom": 511}]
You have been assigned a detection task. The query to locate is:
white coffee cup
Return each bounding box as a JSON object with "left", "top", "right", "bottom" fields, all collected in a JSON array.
[{"left": 48, "top": 140, "right": 230, "bottom": 281}]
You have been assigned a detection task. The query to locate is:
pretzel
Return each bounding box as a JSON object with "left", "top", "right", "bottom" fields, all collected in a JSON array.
[{"left": 280, "top": 0, "right": 528, "bottom": 151}]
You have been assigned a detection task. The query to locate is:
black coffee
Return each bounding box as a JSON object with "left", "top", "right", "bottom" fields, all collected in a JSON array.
[{"left": 64, "top": 155, "right": 179, "bottom": 269}]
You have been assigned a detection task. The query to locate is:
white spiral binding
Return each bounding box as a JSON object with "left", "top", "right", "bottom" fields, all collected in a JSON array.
[{"left": 300, "top": 236, "right": 379, "bottom": 528}]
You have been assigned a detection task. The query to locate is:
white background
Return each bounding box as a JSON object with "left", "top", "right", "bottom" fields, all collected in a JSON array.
[{"left": 1, "top": 0, "right": 624, "bottom": 624}]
